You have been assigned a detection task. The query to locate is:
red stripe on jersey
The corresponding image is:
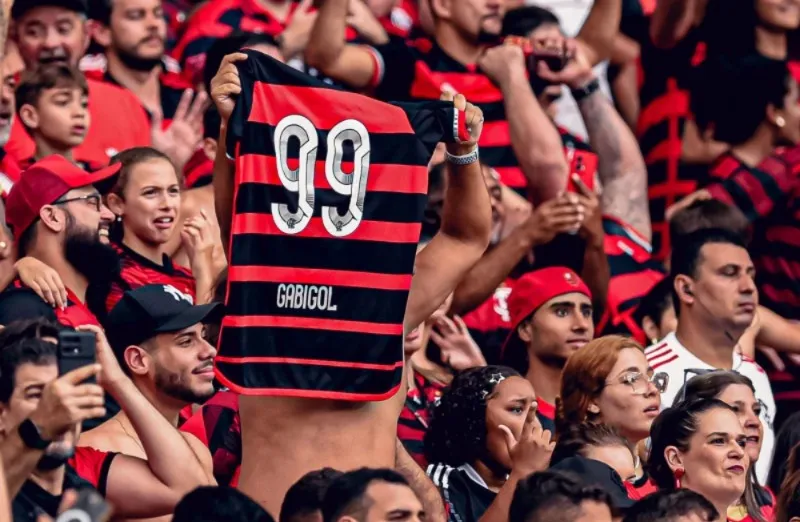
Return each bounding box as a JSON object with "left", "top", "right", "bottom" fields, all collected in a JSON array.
[
  {"left": 225, "top": 314, "right": 404, "bottom": 335},
  {"left": 216, "top": 355, "right": 404, "bottom": 371},
  {"left": 651, "top": 354, "right": 679, "bottom": 370},
  {"left": 645, "top": 342, "right": 669, "bottom": 356},
  {"left": 237, "top": 153, "right": 429, "bottom": 194},
  {"left": 231, "top": 213, "right": 422, "bottom": 243},
  {"left": 228, "top": 266, "right": 412, "bottom": 290}
]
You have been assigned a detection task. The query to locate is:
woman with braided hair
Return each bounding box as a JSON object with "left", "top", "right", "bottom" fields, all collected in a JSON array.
[{"left": 424, "top": 365, "right": 553, "bottom": 522}]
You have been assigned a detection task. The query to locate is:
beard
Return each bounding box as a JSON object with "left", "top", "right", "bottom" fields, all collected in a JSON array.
[
  {"left": 154, "top": 365, "right": 215, "bottom": 405},
  {"left": 63, "top": 214, "right": 120, "bottom": 286},
  {"left": 115, "top": 37, "right": 164, "bottom": 73}
]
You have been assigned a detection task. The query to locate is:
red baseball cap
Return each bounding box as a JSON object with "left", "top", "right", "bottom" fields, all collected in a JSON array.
[
  {"left": 501, "top": 267, "right": 592, "bottom": 358},
  {"left": 5, "top": 155, "right": 121, "bottom": 240}
]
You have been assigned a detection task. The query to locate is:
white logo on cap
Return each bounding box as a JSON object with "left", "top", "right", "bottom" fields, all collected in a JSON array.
[{"left": 163, "top": 285, "right": 193, "bottom": 305}]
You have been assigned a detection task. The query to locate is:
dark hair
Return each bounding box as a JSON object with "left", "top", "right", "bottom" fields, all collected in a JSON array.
[
  {"left": 669, "top": 199, "right": 749, "bottom": 245},
  {"left": 633, "top": 277, "right": 673, "bottom": 333},
  {"left": 321, "top": 468, "right": 410, "bottom": 522},
  {"left": 502, "top": 6, "right": 560, "bottom": 37},
  {"left": 622, "top": 489, "right": 718, "bottom": 522},
  {"left": 203, "top": 32, "right": 279, "bottom": 92},
  {"left": 677, "top": 371, "right": 766, "bottom": 522},
  {"left": 0, "top": 337, "right": 57, "bottom": 403},
  {"left": 692, "top": 54, "right": 790, "bottom": 145},
  {"left": 424, "top": 365, "right": 521, "bottom": 466},
  {"left": 776, "top": 443, "right": 800, "bottom": 522},
  {"left": 173, "top": 486, "right": 274, "bottom": 522},
  {"left": 108, "top": 147, "right": 177, "bottom": 198},
  {"left": 551, "top": 423, "right": 633, "bottom": 466},
  {"left": 509, "top": 470, "right": 613, "bottom": 522},
  {"left": 700, "top": 0, "right": 759, "bottom": 59},
  {"left": 647, "top": 399, "right": 738, "bottom": 490},
  {"left": 0, "top": 318, "right": 63, "bottom": 348},
  {"left": 769, "top": 412, "right": 800, "bottom": 493},
  {"left": 669, "top": 228, "right": 749, "bottom": 317},
  {"left": 281, "top": 468, "right": 344, "bottom": 522},
  {"left": 16, "top": 63, "right": 89, "bottom": 127}
]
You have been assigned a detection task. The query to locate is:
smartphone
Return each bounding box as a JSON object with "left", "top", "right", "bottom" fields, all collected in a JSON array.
[
  {"left": 57, "top": 331, "right": 96, "bottom": 384},
  {"left": 57, "top": 488, "right": 112, "bottom": 522},
  {"left": 505, "top": 36, "right": 568, "bottom": 73},
  {"left": 565, "top": 149, "right": 598, "bottom": 194}
]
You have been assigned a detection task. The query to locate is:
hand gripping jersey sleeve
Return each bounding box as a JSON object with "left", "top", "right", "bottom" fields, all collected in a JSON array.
[{"left": 218, "top": 50, "right": 468, "bottom": 400}]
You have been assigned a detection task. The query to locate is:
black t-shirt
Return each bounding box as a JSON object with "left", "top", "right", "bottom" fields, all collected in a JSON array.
[
  {"left": 12, "top": 465, "right": 97, "bottom": 522},
  {"left": 427, "top": 463, "right": 497, "bottom": 522}
]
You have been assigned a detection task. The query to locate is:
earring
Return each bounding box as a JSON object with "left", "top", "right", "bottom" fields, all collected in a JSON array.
[
  {"left": 674, "top": 468, "right": 685, "bottom": 489},
  {"left": 777, "top": 116, "right": 786, "bottom": 128}
]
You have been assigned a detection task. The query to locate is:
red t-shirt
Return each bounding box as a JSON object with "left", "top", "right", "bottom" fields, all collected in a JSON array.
[
  {"left": 5, "top": 78, "right": 151, "bottom": 166},
  {"left": 68, "top": 446, "right": 117, "bottom": 495}
]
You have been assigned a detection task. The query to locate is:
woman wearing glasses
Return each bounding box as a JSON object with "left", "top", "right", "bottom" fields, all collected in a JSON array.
[
  {"left": 679, "top": 372, "right": 774, "bottom": 522},
  {"left": 649, "top": 399, "right": 749, "bottom": 522},
  {"left": 557, "top": 335, "right": 667, "bottom": 498}
]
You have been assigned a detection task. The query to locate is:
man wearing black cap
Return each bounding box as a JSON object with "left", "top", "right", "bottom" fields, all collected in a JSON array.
[
  {"left": 0, "top": 155, "right": 120, "bottom": 327},
  {"left": 79, "top": 284, "right": 218, "bottom": 495},
  {"left": 7, "top": 0, "right": 153, "bottom": 166}
]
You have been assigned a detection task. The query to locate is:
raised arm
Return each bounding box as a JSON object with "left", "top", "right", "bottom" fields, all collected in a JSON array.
[
  {"left": 478, "top": 44, "right": 568, "bottom": 203},
  {"left": 395, "top": 439, "right": 446, "bottom": 522},
  {"left": 539, "top": 41, "right": 651, "bottom": 242},
  {"left": 650, "top": 0, "right": 705, "bottom": 50},
  {"left": 405, "top": 94, "right": 492, "bottom": 332},
  {"left": 575, "top": 0, "right": 622, "bottom": 65},
  {"left": 304, "top": 0, "right": 382, "bottom": 89}
]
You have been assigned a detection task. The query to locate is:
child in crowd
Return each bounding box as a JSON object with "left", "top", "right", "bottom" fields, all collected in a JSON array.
[{"left": 14, "top": 64, "right": 98, "bottom": 171}]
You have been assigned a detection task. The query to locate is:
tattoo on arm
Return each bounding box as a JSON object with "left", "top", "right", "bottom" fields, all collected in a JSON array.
[
  {"left": 395, "top": 440, "right": 446, "bottom": 522},
  {"left": 578, "top": 91, "right": 652, "bottom": 242}
]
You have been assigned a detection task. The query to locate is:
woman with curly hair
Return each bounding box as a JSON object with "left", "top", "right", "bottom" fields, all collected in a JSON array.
[{"left": 424, "top": 365, "right": 553, "bottom": 522}]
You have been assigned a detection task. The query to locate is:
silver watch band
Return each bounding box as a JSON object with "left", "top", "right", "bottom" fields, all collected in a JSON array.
[{"left": 445, "top": 147, "right": 479, "bottom": 165}]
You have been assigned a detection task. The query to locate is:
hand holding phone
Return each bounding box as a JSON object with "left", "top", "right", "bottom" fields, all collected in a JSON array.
[{"left": 57, "top": 331, "right": 97, "bottom": 384}]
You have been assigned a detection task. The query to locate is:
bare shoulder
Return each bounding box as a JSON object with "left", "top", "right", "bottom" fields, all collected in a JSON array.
[{"left": 78, "top": 421, "right": 129, "bottom": 453}]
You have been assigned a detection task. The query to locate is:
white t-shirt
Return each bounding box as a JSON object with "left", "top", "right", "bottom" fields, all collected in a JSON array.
[{"left": 645, "top": 332, "right": 776, "bottom": 483}]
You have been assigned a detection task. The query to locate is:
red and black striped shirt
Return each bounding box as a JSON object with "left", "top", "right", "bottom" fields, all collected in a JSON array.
[
  {"left": 106, "top": 241, "right": 195, "bottom": 313},
  {"left": 398, "top": 372, "right": 444, "bottom": 467},
  {"left": 217, "top": 50, "right": 467, "bottom": 400}
]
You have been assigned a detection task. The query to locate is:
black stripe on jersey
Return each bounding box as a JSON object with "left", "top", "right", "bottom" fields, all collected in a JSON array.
[
  {"left": 237, "top": 122, "right": 430, "bottom": 166},
  {"left": 480, "top": 146, "right": 519, "bottom": 168},
  {"left": 230, "top": 234, "right": 417, "bottom": 274},
  {"left": 218, "top": 9, "right": 246, "bottom": 29},
  {"left": 226, "top": 281, "right": 410, "bottom": 323},
  {"left": 219, "top": 325, "right": 403, "bottom": 364},
  {"left": 235, "top": 183, "right": 426, "bottom": 224}
]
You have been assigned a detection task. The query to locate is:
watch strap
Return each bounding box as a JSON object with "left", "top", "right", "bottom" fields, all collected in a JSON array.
[
  {"left": 571, "top": 78, "right": 600, "bottom": 102},
  {"left": 19, "top": 418, "right": 50, "bottom": 450}
]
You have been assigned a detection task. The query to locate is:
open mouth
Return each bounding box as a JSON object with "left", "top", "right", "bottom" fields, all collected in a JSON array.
[
  {"left": 154, "top": 216, "right": 175, "bottom": 229},
  {"left": 644, "top": 405, "right": 660, "bottom": 416},
  {"left": 746, "top": 435, "right": 760, "bottom": 445}
]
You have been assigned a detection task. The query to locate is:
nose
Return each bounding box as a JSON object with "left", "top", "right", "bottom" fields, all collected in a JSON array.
[
  {"left": 729, "top": 442, "right": 746, "bottom": 459},
  {"left": 572, "top": 312, "right": 591, "bottom": 332},
  {"left": 199, "top": 337, "right": 217, "bottom": 359},
  {"left": 43, "top": 27, "right": 62, "bottom": 50},
  {"left": 739, "top": 274, "right": 757, "bottom": 294},
  {"left": 99, "top": 203, "right": 115, "bottom": 221}
]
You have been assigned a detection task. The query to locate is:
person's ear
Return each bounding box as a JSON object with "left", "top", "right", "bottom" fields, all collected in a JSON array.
[
  {"left": 39, "top": 205, "right": 67, "bottom": 233},
  {"left": 19, "top": 103, "right": 39, "bottom": 130},
  {"left": 642, "top": 316, "right": 660, "bottom": 345},
  {"left": 517, "top": 320, "right": 533, "bottom": 344},
  {"left": 674, "top": 274, "right": 695, "bottom": 305},
  {"left": 105, "top": 192, "right": 124, "bottom": 217},
  {"left": 124, "top": 345, "right": 150, "bottom": 377}
]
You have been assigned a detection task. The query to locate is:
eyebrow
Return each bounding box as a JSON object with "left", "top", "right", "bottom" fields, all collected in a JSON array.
[
  {"left": 706, "top": 432, "right": 730, "bottom": 439},
  {"left": 549, "top": 301, "right": 577, "bottom": 309}
]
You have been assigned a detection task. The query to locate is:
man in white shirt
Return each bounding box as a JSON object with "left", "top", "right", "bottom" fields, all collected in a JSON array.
[{"left": 644, "top": 228, "right": 775, "bottom": 482}]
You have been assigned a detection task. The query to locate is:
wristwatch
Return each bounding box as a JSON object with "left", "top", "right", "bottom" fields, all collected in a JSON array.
[
  {"left": 571, "top": 78, "right": 601, "bottom": 102},
  {"left": 18, "top": 418, "right": 51, "bottom": 450}
]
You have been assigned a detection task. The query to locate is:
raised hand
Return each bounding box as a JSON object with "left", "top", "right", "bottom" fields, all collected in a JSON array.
[
  {"left": 151, "top": 89, "right": 208, "bottom": 171},
  {"left": 499, "top": 418, "right": 555, "bottom": 475},
  {"left": 534, "top": 38, "right": 595, "bottom": 90},
  {"left": 521, "top": 194, "right": 584, "bottom": 246},
  {"left": 571, "top": 174, "right": 603, "bottom": 245},
  {"left": 15, "top": 256, "right": 67, "bottom": 309},
  {"left": 279, "top": 0, "right": 318, "bottom": 60},
  {"left": 75, "top": 324, "right": 128, "bottom": 391},
  {"left": 180, "top": 208, "right": 215, "bottom": 282},
  {"left": 477, "top": 40, "right": 527, "bottom": 87},
  {"left": 28, "top": 364, "right": 105, "bottom": 442},
  {"left": 211, "top": 53, "right": 248, "bottom": 122},
  {"left": 430, "top": 315, "right": 487, "bottom": 371},
  {"left": 440, "top": 91, "right": 483, "bottom": 155}
]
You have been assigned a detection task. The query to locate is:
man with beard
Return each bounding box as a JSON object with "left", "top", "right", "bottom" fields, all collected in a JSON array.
[
  {"left": 500, "top": 267, "right": 594, "bottom": 432},
  {"left": 8, "top": 0, "right": 152, "bottom": 166},
  {"left": 0, "top": 155, "right": 119, "bottom": 327},
  {"left": 88, "top": 0, "right": 208, "bottom": 171},
  {"left": 0, "top": 319, "right": 217, "bottom": 521}
]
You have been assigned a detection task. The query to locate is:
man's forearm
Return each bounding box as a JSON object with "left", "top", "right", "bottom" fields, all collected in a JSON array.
[
  {"left": 395, "top": 440, "right": 445, "bottom": 522},
  {"left": 501, "top": 70, "right": 568, "bottom": 203},
  {"left": 439, "top": 161, "right": 492, "bottom": 246},
  {"left": 0, "top": 429, "right": 43, "bottom": 498},
  {"left": 109, "top": 378, "right": 213, "bottom": 490},
  {"left": 451, "top": 228, "right": 534, "bottom": 316},
  {"left": 576, "top": 0, "right": 622, "bottom": 64},
  {"left": 305, "top": 0, "right": 349, "bottom": 70},
  {"left": 577, "top": 89, "right": 651, "bottom": 241},
  {"left": 581, "top": 241, "right": 610, "bottom": 311}
]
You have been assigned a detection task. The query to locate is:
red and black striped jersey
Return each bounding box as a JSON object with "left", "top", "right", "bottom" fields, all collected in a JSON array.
[
  {"left": 462, "top": 281, "right": 513, "bottom": 365},
  {"left": 398, "top": 371, "right": 444, "bottom": 467},
  {"left": 106, "top": 241, "right": 195, "bottom": 313},
  {"left": 184, "top": 148, "right": 214, "bottom": 189},
  {"left": 180, "top": 391, "right": 242, "bottom": 487},
  {"left": 597, "top": 217, "right": 666, "bottom": 344},
  {"left": 172, "top": 0, "right": 295, "bottom": 84},
  {"left": 0, "top": 279, "right": 101, "bottom": 328},
  {"left": 217, "top": 50, "right": 468, "bottom": 400}
]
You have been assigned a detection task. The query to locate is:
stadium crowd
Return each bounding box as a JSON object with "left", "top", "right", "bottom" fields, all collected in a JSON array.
[{"left": 2, "top": 0, "right": 800, "bottom": 520}]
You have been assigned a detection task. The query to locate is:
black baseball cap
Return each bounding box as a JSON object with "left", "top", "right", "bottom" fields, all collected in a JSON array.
[
  {"left": 550, "top": 456, "right": 635, "bottom": 510},
  {"left": 106, "top": 284, "right": 223, "bottom": 353},
  {"left": 12, "top": 0, "right": 88, "bottom": 20}
]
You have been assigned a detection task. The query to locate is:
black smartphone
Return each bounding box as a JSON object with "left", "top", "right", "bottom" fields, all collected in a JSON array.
[
  {"left": 56, "top": 488, "right": 112, "bottom": 522},
  {"left": 57, "top": 331, "right": 96, "bottom": 384}
]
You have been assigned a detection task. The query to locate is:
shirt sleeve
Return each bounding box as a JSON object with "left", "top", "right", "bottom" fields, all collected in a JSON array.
[
  {"left": 69, "top": 447, "right": 118, "bottom": 496},
  {"left": 706, "top": 151, "right": 797, "bottom": 222},
  {"left": 0, "top": 290, "right": 57, "bottom": 326},
  {"left": 396, "top": 101, "right": 470, "bottom": 157},
  {"left": 367, "top": 37, "right": 420, "bottom": 102}
]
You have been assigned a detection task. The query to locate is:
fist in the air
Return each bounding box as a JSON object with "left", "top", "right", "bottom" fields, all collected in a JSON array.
[{"left": 441, "top": 91, "right": 483, "bottom": 155}]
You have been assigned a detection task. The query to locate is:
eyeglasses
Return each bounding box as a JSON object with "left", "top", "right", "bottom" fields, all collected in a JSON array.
[
  {"left": 677, "top": 366, "right": 745, "bottom": 404},
  {"left": 602, "top": 371, "right": 669, "bottom": 395},
  {"left": 54, "top": 193, "right": 102, "bottom": 212}
]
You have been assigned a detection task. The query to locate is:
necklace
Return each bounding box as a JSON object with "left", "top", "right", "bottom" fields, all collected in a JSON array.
[{"left": 115, "top": 417, "right": 145, "bottom": 453}]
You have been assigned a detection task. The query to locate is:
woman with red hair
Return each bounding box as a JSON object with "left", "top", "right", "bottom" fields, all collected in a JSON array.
[{"left": 557, "top": 335, "right": 668, "bottom": 498}]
